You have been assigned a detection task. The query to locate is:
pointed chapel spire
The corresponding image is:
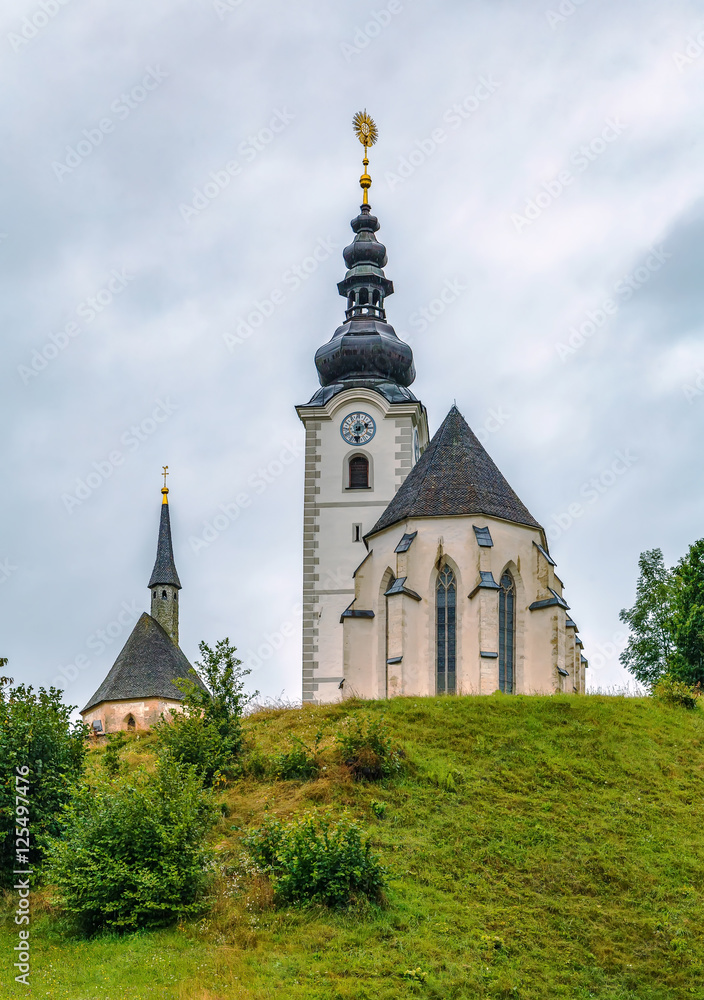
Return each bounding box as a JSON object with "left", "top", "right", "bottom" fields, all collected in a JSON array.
[
  {"left": 313, "top": 113, "right": 415, "bottom": 390},
  {"left": 148, "top": 471, "right": 181, "bottom": 590}
]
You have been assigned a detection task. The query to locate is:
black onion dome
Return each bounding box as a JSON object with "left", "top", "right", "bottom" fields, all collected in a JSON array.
[
  {"left": 343, "top": 208, "right": 388, "bottom": 269},
  {"left": 314, "top": 203, "right": 415, "bottom": 389}
]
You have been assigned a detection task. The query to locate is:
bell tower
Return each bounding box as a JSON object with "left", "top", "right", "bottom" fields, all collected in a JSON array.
[
  {"left": 296, "top": 113, "right": 429, "bottom": 704},
  {"left": 148, "top": 467, "right": 182, "bottom": 645}
]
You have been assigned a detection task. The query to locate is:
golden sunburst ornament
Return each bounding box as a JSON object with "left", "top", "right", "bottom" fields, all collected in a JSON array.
[
  {"left": 353, "top": 110, "right": 378, "bottom": 149},
  {"left": 353, "top": 110, "right": 378, "bottom": 204}
]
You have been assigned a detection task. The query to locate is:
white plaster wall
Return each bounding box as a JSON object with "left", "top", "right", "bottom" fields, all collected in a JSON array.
[
  {"left": 344, "top": 513, "right": 582, "bottom": 699},
  {"left": 297, "top": 387, "right": 428, "bottom": 703}
]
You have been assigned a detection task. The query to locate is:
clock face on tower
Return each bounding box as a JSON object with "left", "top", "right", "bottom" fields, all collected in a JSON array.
[{"left": 340, "top": 411, "right": 376, "bottom": 445}]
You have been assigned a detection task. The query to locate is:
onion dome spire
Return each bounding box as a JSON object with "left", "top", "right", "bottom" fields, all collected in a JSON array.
[{"left": 313, "top": 112, "right": 415, "bottom": 391}]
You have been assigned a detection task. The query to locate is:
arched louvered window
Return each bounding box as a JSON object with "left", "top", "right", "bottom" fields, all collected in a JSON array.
[
  {"left": 499, "top": 572, "right": 516, "bottom": 693},
  {"left": 349, "top": 456, "right": 369, "bottom": 489},
  {"left": 436, "top": 565, "right": 456, "bottom": 694}
]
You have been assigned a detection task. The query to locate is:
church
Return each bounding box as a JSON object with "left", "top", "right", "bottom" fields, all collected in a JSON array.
[
  {"left": 81, "top": 475, "right": 207, "bottom": 734},
  {"left": 82, "top": 113, "right": 587, "bottom": 730},
  {"left": 296, "top": 112, "right": 587, "bottom": 703}
]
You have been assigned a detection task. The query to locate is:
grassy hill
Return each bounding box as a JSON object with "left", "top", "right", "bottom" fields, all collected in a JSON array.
[{"left": 4, "top": 694, "right": 704, "bottom": 999}]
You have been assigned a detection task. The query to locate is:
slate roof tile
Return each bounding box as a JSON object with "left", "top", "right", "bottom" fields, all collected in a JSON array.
[
  {"left": 82, "top": 612, "right": 206, "bottom": 713},
  {"left": 148, "top": 501, "right": 181, "bottom": 589},
  {"left": 368, "top": 405, "right": 542, "bottom": 537}
]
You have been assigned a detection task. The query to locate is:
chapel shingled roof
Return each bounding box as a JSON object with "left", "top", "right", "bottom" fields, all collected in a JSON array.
[
  {"left": 81, "top": 612, "right": 206, "bottom": 713},
  {"left": 148, "top": 500, "right": 181, "bottom": 589},
  {"left": 367, "top": 405, "right": 543, "bottom": 538}
]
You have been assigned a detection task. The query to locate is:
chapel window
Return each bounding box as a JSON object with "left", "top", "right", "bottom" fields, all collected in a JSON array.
[
  {"left": 499, "top": 572, "right": 516, "bottom": 694},
  {"left": 436, "top": 565, "right": 457, "bottom": 694}
]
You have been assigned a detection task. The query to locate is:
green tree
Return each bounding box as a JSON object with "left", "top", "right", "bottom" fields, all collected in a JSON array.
[
  {"left": 619, "top": 548, "right": 676, "bottom": 688},
  {"left": 669, "top": 539, "right": 704, "bottom": 687},
  {"left": 0, "top": 678, "right": 87, "bottom": 886},
  {"left": 45, "top": 754, "right": 214, "bottom": 932},
  {"left": 155, "top": 638, "right": 256, "bottom": 785}
]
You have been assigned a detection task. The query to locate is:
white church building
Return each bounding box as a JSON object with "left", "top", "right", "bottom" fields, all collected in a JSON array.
[{"left": 296, "top": 140, "right": 587, "bottom": 703}]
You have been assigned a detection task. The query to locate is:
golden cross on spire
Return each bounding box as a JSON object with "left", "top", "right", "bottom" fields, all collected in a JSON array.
[
  {"left": 161, "top": 465, "right": 169, "bottom": 503},
  {"left": 353, "top": 110, "right": 378, "bottom": 205}
]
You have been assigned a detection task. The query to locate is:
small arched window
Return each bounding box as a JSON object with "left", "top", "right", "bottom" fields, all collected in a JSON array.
[
  {"left": 436, "top": 565, "right": 457, "bottom": 694},
  {"left": 349, "top": 456, "right": 369, "bottom": 489},
  {"left": 359, "top": 287, "right": 369, "bottom": 305},
  {"left": 161, "top": 589, "right": 167, "bottom": 599},
  {"left": 372, "top": 289, "right": 381, "bottom": 306},
  {"left": 126, "top": 715, "right": 136, "bottom": 731}
]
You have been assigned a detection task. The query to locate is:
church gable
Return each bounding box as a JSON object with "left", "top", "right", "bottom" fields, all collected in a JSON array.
[
  {"left": 81, "top": 612, "right": 203, "bottom": 714},
  {"left": 368, "top": 405, "right": 542, "bottom": 539}
]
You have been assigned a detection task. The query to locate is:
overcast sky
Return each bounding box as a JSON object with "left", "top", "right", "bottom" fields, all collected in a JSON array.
[{"left": 2, "top": 0, "right": 703, "bottom": 711}]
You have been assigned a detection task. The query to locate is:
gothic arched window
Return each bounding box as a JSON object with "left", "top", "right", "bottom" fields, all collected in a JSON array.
[
  {"left": 349, "top": 456, "right": 369, "bottom": 489},
  {"left": 126, "top": 714, "right": 136, "bottom": 731},
  {"left": 436, "top": 565, "right": 456, "bottom": 694},
  {"left": 499, "top": 572, "right": 516, "bottom": 693},
  {"left": 161, "top": 590, "right": 167, "bottom": 599}
]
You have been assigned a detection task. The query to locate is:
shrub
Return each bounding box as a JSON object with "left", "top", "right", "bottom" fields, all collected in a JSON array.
[
  {"left": 155, "top": 638, "right": 256, "bottom": 786},
  {"left": 0, "top": 677, "right": 87, "bottom": 887},
  {"left": 245, "top": 812, "right": 386, "bottom": 907},
  {"left": 270, "top": 733, "right": 322, "bottom": 781},
  {"left": 653, "top": 676, "right": 701, "bottom": 710},
  {"left": 101, "top": 732, "right": 126, "bottom": 777},
  {"left": 156, "top": 712, "right": 233, "bottom": 787},
  {"left": 335, "top": 714, "right": 404, "bottom": 781},
  {"left": 44, "top": 755, "right": 215, "bottom": 932}
]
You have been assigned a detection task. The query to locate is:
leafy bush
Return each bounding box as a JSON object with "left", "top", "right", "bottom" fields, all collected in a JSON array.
[
  {"left": 334, "top": 714, "right": 404, "bottom": 781},
  {"left": 45, "top": 755, "right": 215, "bottom": 932},
  {"left": 156, "top": 712, "right": 233, "bottom": 787},
  {"left": 245, "top": 812, "right": 386, "bottom": 907},
  {"left": 155, "top": 638, "right": 256, "bottom": 786},
  {"left": 270, "top": 732, "right": 322, "bottom": 781},
  {"left": 653, "top": 676, "right": 701, "bottom": 710},
  {"left": 101, "top": 732, "right": 126, "bottom": 777},
  {"left": 0, "top": 677, "right": 87, "bottom": 887}
]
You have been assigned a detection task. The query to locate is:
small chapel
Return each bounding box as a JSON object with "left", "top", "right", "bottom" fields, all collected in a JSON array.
[
  {"left": 296, "top": 112, "right": 587, "bottom": 703},
  {"left": 81, "top": 475, "right": 206, "bottom": 734}
]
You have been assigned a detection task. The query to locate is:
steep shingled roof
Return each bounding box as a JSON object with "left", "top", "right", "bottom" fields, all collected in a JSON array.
[
  {"left": 148, "top": 500, "right": 181, "bottom": 589},
  {"left": 367, "top": 405, "right": 542, "bottom": 538},
  {"left": 81, "top": 612, "right": 206, "bottom": 713}
]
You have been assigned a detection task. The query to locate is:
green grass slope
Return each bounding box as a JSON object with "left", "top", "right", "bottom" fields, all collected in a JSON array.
[{"left": 4, "top": 694, "right": 704, "bottom": 1000}]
